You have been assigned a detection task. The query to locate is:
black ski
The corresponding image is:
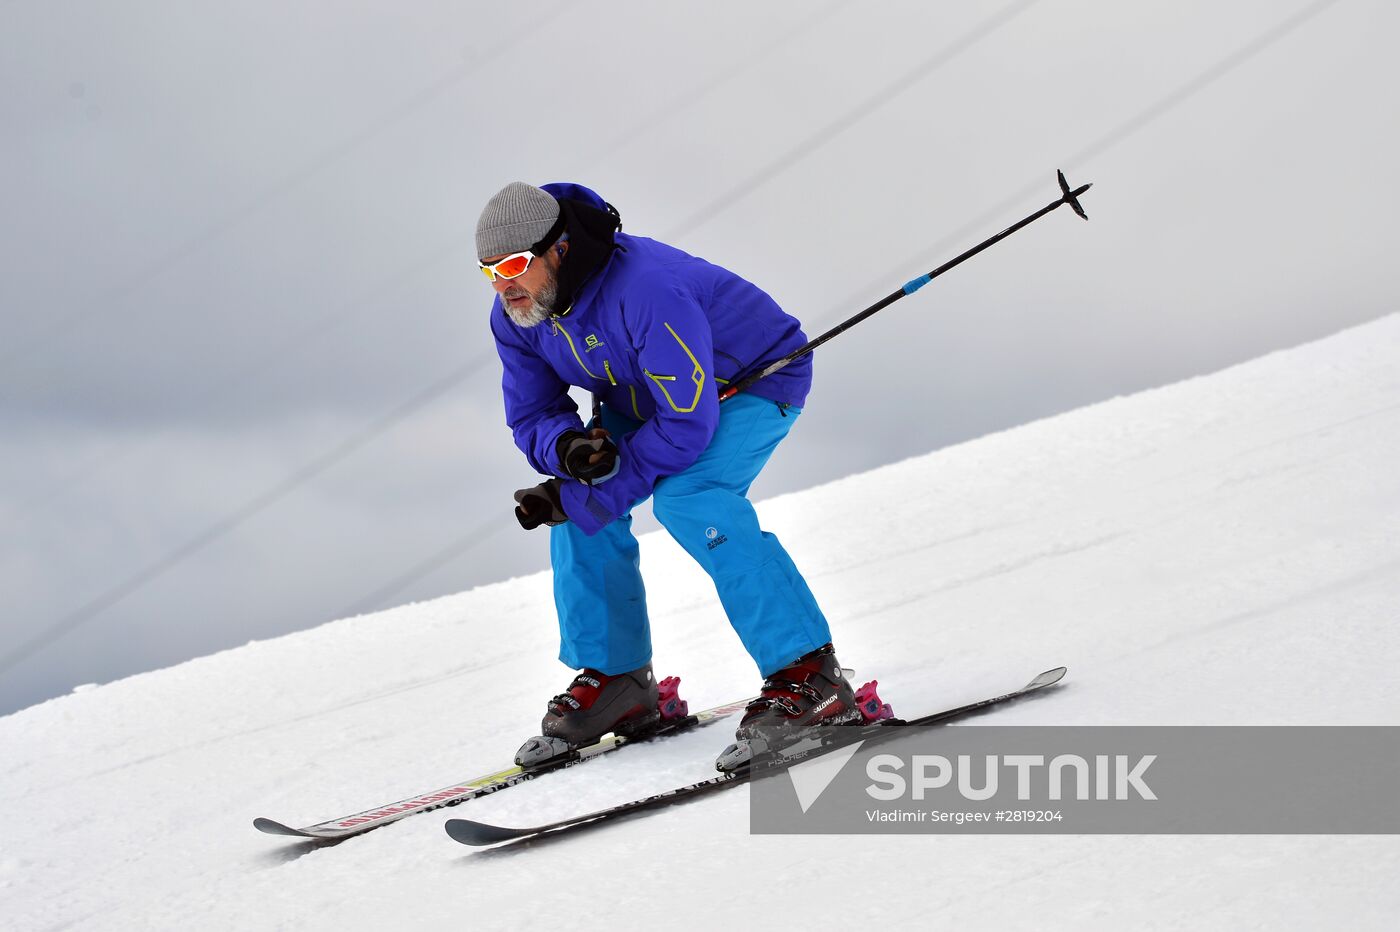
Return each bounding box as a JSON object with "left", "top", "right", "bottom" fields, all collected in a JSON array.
[{"left": 445, "top": 665, "right": 1067, "bottom": 847}]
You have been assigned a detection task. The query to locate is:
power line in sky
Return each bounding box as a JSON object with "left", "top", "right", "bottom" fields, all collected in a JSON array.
[
  {"left": 2, "top": 0, "right": 1351, "bottom": 679},
  {"left": 0, "top": 2, "right": 576, "bottom": 372},
  {"left": 4, "top": 1, "right": 851, "bottom": 525},
  {"left": 343, "top": 515, "right": 502, "bottom": 618},
  {"left": 826, "top": 0, "right": 1347, "bottom": 329},
  {"left": 344, "top": 0, "right": 1351, "bottom": 621},
  {"left": 659, "top": 0, "right": 1041, "bottom": 241},
  {"left": 0, "top": 355, "right": 489, "bottom": 677},
  {"left": 2, "top": 4, "right": 867, "bottom": 659},
  {"left": 3, "top": 231, "right": 472, "bottom": 527}
]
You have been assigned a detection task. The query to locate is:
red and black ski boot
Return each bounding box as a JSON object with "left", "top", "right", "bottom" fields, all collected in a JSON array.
[
  {"left": 514, "top": 663, "right": 659, "bottom": 767},
  {"left": 715, "top": 643, "right": 862, "bottom": 772}
]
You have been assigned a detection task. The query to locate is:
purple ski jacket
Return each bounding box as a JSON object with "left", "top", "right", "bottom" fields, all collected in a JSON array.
[{"left": 490, "top": 183, "right": 813, "bottom": 536}]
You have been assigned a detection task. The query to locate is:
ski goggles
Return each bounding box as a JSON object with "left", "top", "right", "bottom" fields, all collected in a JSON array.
[{"left": 479, "top": 250, "right": 538, "bottom": 283}]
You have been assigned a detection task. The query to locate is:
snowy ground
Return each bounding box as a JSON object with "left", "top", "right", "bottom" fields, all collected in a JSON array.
[{"left": 4, "top": 315, "right": 1400, "bottom": 930}]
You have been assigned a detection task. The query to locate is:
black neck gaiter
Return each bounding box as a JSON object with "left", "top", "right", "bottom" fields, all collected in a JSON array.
[{"left": 549, "top": 198, "right": 622, "bottom": 317}]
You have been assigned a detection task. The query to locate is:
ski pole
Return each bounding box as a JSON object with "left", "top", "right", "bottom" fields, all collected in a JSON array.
[{"left": 717, "top": 170, "right": 1092, "bottom": 403}]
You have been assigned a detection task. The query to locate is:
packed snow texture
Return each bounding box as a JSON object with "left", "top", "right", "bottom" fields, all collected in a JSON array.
[{"left": 4, "top": 316, "right": 1399, "bottom": 930}]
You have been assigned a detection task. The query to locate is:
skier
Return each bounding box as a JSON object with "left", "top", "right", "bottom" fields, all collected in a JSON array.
[{"left": 479, "top": 181, "right": 861, "bottom": 769}]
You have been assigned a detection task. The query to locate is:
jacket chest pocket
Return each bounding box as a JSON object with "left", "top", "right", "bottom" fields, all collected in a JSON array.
[{"left": 550, "top": 321, "right": 609, "bottom": 383}]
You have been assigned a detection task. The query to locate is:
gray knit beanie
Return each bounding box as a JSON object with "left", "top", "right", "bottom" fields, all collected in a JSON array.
[{"left": 476, "top": 182, "right": 561, "bottom": 261}]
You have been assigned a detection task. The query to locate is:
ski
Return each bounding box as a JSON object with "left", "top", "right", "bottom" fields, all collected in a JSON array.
[
  {"left": 254, "top": 683, "right": 749, "bottom": 841},
  {"left": 444, "top": 665, "right": 1066, "bottom": 847}
]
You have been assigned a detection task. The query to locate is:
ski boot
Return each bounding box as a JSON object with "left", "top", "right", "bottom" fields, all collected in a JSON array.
[
  {"left": 515, "top": 663, "right": 660, "bottom": 767},
  {"left": 715, "top": 643, "right": 864, "bottom": 772}
]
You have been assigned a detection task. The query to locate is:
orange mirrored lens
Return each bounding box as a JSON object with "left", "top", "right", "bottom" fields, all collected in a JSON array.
[{"left": 493, "top": 254, "right": 532, "bottom": 279}]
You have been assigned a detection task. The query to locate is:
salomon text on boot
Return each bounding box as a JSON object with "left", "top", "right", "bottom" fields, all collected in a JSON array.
[{"left": 715, "top": 644, "right": 862, "bottom": 772}]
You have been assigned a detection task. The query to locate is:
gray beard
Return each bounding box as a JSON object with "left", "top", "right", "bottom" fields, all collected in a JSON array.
[{"left": 504, "top": 279, "right": 556, "bottom": 329}]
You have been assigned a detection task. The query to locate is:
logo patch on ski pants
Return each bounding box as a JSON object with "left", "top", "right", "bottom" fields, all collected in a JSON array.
[{"left": 550, "top": 393, "right": 831, "bottom": 678}]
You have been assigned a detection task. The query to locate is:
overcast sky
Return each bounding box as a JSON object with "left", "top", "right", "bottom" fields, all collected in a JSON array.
[{"left": 3, "top": 0, "right": 1395, "bottom": 716}]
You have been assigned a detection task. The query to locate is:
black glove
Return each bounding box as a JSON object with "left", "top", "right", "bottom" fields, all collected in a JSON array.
[
  {"left": 514, "top": 478, "right": 567, "bottom": 530},
  {"left": 556, "top": 428, "right": 620, "bottom": 484}
]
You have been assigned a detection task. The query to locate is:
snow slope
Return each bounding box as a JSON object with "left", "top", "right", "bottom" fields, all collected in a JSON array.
[{"left": 4, "top": 315, "right": 1400, "bottom": 930}]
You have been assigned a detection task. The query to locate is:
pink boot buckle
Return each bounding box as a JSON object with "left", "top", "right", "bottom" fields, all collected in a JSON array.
[
  {"left": 657, "top": 675, "right": 690, "bottom": 720},
  {"left": 855, "top": 679, "right": 894, "bottom": 723}
]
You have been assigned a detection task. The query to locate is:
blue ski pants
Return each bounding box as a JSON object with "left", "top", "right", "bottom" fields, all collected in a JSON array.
[{"left": 550, "top": 393, "right": 832, "bottom": 678}]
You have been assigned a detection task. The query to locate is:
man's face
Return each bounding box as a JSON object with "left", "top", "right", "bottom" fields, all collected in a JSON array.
[{"left": 486, "top": 243, "right": 565, "bottom": 328}]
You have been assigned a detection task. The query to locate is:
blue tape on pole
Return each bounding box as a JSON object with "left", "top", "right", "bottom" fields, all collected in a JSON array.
[{"left": 902, "top": 274, "right": 932, "bottom": 295}]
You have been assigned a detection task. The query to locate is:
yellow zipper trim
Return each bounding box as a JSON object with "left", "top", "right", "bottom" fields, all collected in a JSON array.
[
  {"left": 553, "top": 320, "right": 604, "bottom": 380},
  {"left": 645, "top": 322, "right": 707, "bottom": 413},
  {"left": 628, "top": 385, "right": 642, "bottom": 419},
  {"left": 603, "top": 359, "right": 617, "bottom": 386}
]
